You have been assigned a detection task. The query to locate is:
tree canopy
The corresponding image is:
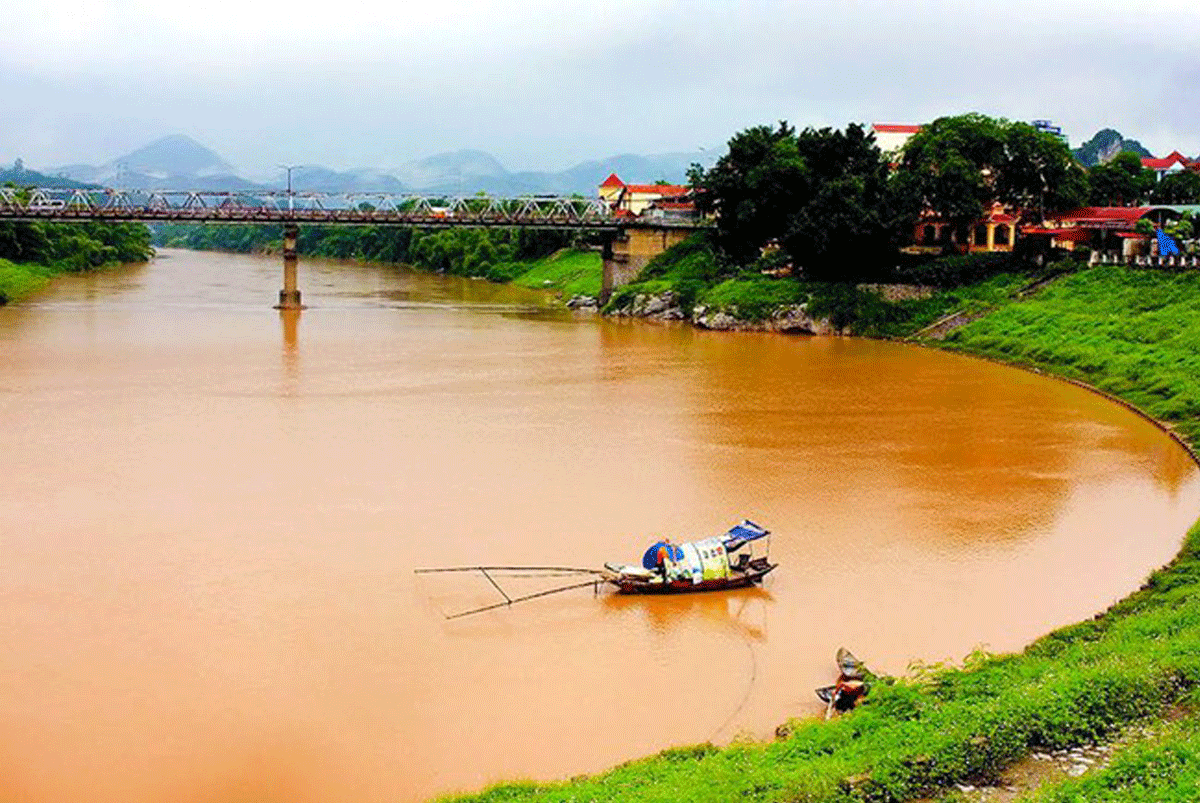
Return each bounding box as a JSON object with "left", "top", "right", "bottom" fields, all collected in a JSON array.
[
  {"left": 1150, "top": 170, "right": 1200, "bottom": 205},
  {"left": 893, "top": 113, "right": 1086, "bottom": 231},
  {"left": 689, "top": 122, "right": 914, "bottom": 280},
  {"left": 1087, "top": 152, "right": 1156, "bottom": 206}
]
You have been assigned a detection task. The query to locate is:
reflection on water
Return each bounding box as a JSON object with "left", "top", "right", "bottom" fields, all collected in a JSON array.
[
  {"left": 0, "top": 249, "right": 1196, "bottom": 803},
  {"left": 279, "top": 309, "right": 301, "bottom": 395}
]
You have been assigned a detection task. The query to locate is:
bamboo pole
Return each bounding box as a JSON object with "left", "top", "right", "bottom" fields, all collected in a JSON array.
[{"left": 444, "top": 579, "right": 607, "bottom": 620}]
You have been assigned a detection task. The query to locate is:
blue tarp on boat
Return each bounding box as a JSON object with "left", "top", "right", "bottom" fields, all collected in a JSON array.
[
  {"left": 642, "top": 540, "right": 685, "bottom": 570},
  {"left": 721, "top": 519, "right": 770, "bottom": 552}
]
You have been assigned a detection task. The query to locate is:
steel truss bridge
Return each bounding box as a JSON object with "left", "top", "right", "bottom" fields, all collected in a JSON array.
[
  {"left": 0, "top": 187, "right": 702, "bottom": 230},
  {"left": 0, "top": 187, "right": 705, "bottom": 308}
]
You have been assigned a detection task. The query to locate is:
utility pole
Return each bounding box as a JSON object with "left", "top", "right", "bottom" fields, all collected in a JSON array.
[{"left": 277, "top": 164, "right": 302, "bottom": 213}]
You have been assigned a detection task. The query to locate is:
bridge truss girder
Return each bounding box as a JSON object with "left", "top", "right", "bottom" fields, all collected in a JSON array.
[{"left": 0, "top": 188, "right": 704, "bottom": 231}]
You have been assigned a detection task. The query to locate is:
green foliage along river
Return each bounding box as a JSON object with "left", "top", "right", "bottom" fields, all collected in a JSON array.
[{"left": 0, "top": 219, "right": 152, "bottom": 303}]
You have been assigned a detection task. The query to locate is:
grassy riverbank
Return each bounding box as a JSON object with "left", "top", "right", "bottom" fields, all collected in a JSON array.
[
  {"left": 0, "top": 221, "right": 152, "bottom": 304},
  {"left": 0, "top": 258, "right": 55, "bottom": 303},
  {"left": 940, "top": 264, "right": 1200, "bottom": 447},
  {"left": 443, "top": 263, "right": 1200, "bottom": 803}
]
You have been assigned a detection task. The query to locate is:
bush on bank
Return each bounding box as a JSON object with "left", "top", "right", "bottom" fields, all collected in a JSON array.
[{"left": 603, "top": 233, "right": 1051, "bottom": 336}]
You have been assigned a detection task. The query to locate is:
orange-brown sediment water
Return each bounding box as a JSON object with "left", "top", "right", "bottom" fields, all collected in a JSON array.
[{"left": 1, "top": 249, "right": 1197, "bottom": 802}]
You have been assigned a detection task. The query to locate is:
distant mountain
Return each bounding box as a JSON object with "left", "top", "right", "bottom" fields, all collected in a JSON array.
[
  {"left": 287, "top": 166, "right": 407, "bottom": 193},
  {"left": 35, "top": 135, "right": 715, "bottom": 196},
  {"left": 1073, "top": 129, "right": 1154, "bottom": 167},
  {"left": 393, "top": 150, "right": 507, "bottom": 192},
  {"left": 49, "top": 134, "right": 261, "bottom": 191}
]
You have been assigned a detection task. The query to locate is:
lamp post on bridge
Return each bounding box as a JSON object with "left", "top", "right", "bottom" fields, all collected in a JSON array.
[
  {"left": 277, "top": 164, "right": 302, "bottom": 213},
  {"left": 275, "top": 164, "right": 304, "bottom": 310}
]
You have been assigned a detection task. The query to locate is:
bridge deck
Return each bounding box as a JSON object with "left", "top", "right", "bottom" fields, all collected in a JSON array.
[{"left": 0, "top": 188, "right": 707, "bottom": 230}]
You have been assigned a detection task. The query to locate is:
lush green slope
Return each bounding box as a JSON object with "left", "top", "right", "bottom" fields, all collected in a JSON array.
[{"left": 942, "top": 265, "right": 1200, "bottom": 446}]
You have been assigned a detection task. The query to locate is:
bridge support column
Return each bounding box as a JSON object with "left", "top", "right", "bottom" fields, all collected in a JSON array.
[
  {"left": 599, "top": 234, "right": 618, "bottom": 305},
  {"left": 601, "top": 226, "right": 692, "bottom": 304},
  {"left": 276, "top": 223, "right": 303, "bottom": 310}
]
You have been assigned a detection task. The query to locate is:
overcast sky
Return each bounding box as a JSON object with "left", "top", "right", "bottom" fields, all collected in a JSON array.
[{"left": 2, "top": 0, "right": 1198, "bottom": 175}]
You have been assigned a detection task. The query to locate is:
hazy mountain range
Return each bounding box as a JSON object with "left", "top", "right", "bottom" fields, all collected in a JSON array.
[
  {"left": 32, "top": 135, "right": 715, "bottom": 196},
  {"left": 12, "top": 130, "right": 1189, "bottom": 196}
]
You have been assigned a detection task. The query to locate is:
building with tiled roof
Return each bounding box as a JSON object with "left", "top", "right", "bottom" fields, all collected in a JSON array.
[
  {"left": 597, "top": 173, "right": 692, "bottom": 216},
  {"left": 870, "top": 123, "right": 922, "bottom": 156},
  {"left": 1142, "top": 151, "right": 1196, "bottom": 181}
]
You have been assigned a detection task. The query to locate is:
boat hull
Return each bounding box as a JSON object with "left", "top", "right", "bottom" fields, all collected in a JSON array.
[{"left": 605, "top": 559, "right": 776, "bottom": 595}]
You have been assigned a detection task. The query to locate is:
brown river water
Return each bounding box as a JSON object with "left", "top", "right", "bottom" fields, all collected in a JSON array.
[{"left": 1, "top": 248, "right": 1198, "bottom": 802}]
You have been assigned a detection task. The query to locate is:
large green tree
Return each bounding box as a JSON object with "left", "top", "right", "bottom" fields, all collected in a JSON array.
[
  {"left": 690, "top": 122, "right": 912, "bottom": 279},
  {"left": 893, "top": 114, "right": 1086, "bottom": 236},
  {"left": 1150, "top": 170, "right": 1200, "bottom": 205},
  {"left": 689, "top": 122, "right": 809, "bottom": 266},
  {"left": 1087, "top": 152, "right": 1155, "bottom": 206}
]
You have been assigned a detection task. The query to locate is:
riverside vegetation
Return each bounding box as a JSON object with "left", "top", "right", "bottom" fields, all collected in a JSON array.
[{"left": 0, "top": 218, "right": 152, "bottom": 304}]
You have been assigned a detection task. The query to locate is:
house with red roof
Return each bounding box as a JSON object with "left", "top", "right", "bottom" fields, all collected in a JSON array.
[
  {"left": 597, "top": 173, "right": 693, "bottom": 217},
  {"left": 870, "top": 123, "right": 922, "bottom": 157},
  {"left": 1141, "top": 151, "right": 1197, "bottom": 181},
  {"left": 1020, "top": 206, "right": 1155, "bottom": 258}
]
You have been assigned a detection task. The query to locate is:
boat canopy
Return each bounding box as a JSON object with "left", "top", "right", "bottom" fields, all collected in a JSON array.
[
  {"left": 641, "top": 520, "right": 768, "bottom": 569},
  {"left": 721, "top": 519, "right": 770, "bottom": 552}
]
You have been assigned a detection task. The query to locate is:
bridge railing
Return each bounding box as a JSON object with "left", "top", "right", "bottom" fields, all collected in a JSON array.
[{"left": 0, "top": 188, "right": 706, "bottom": 229}]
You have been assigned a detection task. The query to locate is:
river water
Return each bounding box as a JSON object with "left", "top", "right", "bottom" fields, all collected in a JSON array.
[{"left": 1, "top": 248, "right": 1197, "bottom": 802}]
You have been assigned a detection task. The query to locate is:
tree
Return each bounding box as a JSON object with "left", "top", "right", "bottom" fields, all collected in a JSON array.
[
  {"left": 1087, "top": 152, "right": 1155, "bottom": 206},
  {"left": 1151, "top": 171, "right": 1200, "bottom": 204},
  {"left": 1165, "top": 212, "right": 1194, "bottom": 244},
  {"left": 690, "top": 122, "right": 809, "bottom": 265},
  {"left": 690, "top": 122, "right": 910, "bottom": 278},
  {"left": 783, "top": 125, "right": 914, "bottom": 279},
  {"left": 894, "top": 114, "right": 1085, "bottom": 237}
]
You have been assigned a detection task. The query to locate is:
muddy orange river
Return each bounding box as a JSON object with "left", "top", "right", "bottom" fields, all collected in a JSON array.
[{"left": 1, "top": 249, "right": 1197, "bottom": 802}]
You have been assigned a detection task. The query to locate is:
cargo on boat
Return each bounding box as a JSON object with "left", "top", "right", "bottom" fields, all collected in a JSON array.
[{"left": 602, "top": 520, "right": 776, "bottom": 594}]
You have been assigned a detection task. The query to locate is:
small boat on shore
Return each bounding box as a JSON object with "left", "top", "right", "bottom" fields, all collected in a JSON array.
[{"left": 602, "top": 520, "right": 776, "bottom": 594}]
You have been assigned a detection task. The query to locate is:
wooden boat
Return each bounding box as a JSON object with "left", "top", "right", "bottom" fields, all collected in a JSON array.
[{"left": 602, "top": 520, "right": 776, "bottom": 595}]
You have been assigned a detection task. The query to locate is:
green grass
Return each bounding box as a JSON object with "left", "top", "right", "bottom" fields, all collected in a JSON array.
[
  {"left": 942, "top": 264, "right": 1200, "bottom": 445},
  {"left": 697, "top": 276, "right": 809, "bottom": 321},
  {"left": 1021, "top": 712, "right": 1200, "bottom": 802},
  {"left": 0, "top": 258, "right": 54, "bottom": 304},
  {"left": 510, "top": 249, "right": 603, "bottom": 298}
]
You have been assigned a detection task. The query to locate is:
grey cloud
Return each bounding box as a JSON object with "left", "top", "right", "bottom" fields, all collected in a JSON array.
[{"left": 2, "top": 0, "right": 1198, "bottom": 174}]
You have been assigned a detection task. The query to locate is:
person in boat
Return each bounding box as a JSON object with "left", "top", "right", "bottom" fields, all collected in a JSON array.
[
  {"left": 654, "top": 539, "right": 673, "bottom": 579},
  {"left": 817, "top": 648, "right": 869, "bottom": 718}
]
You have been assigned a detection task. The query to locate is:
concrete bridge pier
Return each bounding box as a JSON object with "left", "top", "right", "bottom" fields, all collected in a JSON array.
[
  {"left": 601, "top": 226, "right": 692, "bottom": 304},
  {"left": 276, "top": 223, "right": 304, "bottom": 309}
]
